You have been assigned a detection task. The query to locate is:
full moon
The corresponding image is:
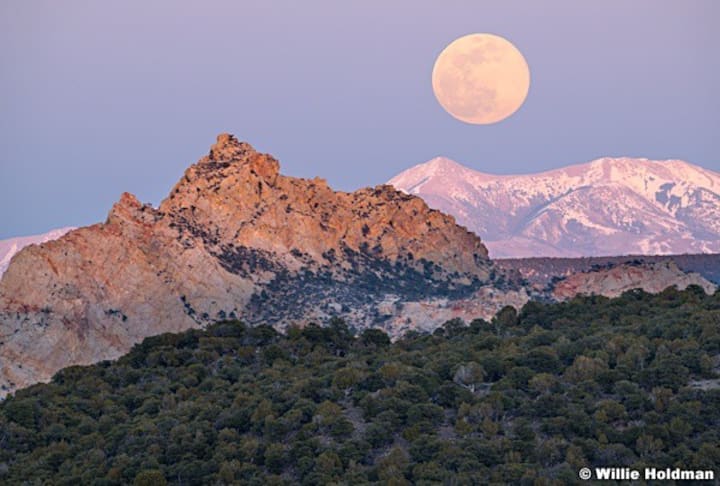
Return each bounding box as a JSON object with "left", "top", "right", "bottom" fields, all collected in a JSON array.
[{"left": 432, "top": 33, "right": 530, "bottom": 125}]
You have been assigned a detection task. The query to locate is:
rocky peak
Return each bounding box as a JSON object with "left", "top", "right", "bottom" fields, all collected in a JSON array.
[
  {"left": 168, "top": 134, "right": 281, "bottom": 198},
  {"left": 106, "top": 192, "right": 157, "bottom": 228},
  {"left": 208, "top": 133, "right": 252, "bottom": 162},
  {"left": 203, "top": 133, "right": 280, "bottom": 182},
  {"left": 156, "top": 134, "right": 489, "bottom": 272},
  {"left": 106, "top": 192, "right": 142, "bottom": 223},
  {"left": 113, "top": 192, "right": 142, "bottom": 210}
]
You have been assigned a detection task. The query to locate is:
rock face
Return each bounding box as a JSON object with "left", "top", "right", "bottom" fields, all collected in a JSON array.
[
  {"left": 0, "top": 227, "right": 75, "bottom": 276},
  {"left": 495, "top": 253, "right": 720, "bottom": 288},
  {"left": 551, "top": 261, "right": 716, "bottom": 300},
  {"left": 388, "top": 156, "right": 720, "bottom": 258},
  {"left": 0, "top": 134, "right": 508, "bottom": 397}
]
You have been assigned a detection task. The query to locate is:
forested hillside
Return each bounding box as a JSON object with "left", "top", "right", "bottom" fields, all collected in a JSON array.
[{"left": 1, "top": 287, "right": 719, "bottom": 484}]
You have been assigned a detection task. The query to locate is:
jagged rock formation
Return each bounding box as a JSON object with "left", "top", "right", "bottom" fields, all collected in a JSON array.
[
  {"left": 0, "top": 134, "right": 513, "bottom": 397},
  {"left": 388, "top": 156, "right": 720, "bottom": 258}
]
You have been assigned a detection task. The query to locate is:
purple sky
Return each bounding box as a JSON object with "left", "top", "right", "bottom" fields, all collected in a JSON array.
[{"left": 1, "top": 1, "right": 718, "bottom": 238}]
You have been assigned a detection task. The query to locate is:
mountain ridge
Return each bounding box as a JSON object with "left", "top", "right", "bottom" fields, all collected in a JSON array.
[{"left": 388, "top": 156, "right": 720, "bottom": 257}]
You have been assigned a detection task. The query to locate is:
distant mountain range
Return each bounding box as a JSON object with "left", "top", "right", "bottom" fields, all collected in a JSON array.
[
  {"left": 0, "top": 227, "right": 75, "bottom": 276},
  {"left": 388, "top": 157, "right": 720, "bottom": 258}
]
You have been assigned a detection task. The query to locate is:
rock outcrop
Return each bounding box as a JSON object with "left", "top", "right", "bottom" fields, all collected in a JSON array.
[
  {"left": 551, "top": 261, "right": 716, "bottom": 300},
  {"left": 495, "top": 253, "right": 720, "bottom": 288},
  {"left": 0, "top": 227, "right": 75, "bottom": 276},
  {"left": 0, "top": 134, "right": 506, "bottom": 397}
]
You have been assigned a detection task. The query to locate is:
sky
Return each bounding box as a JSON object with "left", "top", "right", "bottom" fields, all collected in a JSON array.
[{"left": 1, "top": 1, "right": 718, "bottom": 239}]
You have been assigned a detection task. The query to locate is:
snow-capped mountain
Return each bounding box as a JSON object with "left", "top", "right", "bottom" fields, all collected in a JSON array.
[
  {"left": 388, "top": 157, "right": 720, "bottom": 258},
  {"left": 0, "top": 227, "right": 75, "bottom": 277}
]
